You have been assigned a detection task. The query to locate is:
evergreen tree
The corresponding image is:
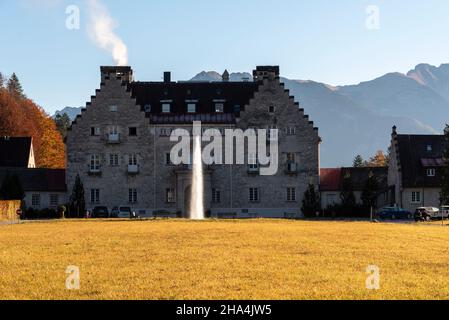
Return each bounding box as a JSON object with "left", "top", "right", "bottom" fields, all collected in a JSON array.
[
  {"left": 69, "top": 174, "right": 86, "bottom": 218},
  {"left": 0, "top": 72, "right": 4, "bottom": 88},
  {"left": 340, "top": 171, "right": 356, "bottom": 210},
  {"left": 7, "top": 73, "right": 25, "bottom": 99},
  {"left": 301, "top": 184, "right": 320, "bottom": 217},
  {"left": 0, "top": 173, "right": 25, "bottom": 200},
  {"left": 361, "top": 171, "right": 379, "bottom": 209},
  {"left": 440, "top": 125, "right": 449, "bottom": 205},
  {"left": 353, "top": 155, "right": 364, "bottom": 167},
  {"left": 54, "top": 113, "right": 71, "bottom": 139}
]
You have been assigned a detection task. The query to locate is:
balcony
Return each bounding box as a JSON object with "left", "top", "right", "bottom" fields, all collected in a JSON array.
[
  {"left": 106, "top": 133, "right": 120, "bottom": 144},
  {"left": 127, "top": 164, "right": 140, "bottom": 174},
  {"left": 247, "top": 165, "right": 260, "bottom": 174},
  {"left": 286, "top": 162, "right": 298, "bottom": 174},
  {"left": 88, "top": 165, "right": 102, "bottom": 176}
]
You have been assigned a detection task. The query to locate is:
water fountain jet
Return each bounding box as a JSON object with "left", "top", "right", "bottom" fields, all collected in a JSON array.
[{"left": 189, "top": 135, "right": 204, "bottom": 220}]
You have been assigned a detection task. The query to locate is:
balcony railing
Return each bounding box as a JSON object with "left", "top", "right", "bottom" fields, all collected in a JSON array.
[
  {"left": 127, "top": 164, "right": 140, "bottom": 174},
  {"left": 88, "top": 165, "right": 102, "bottom": 175},
  {"left": 247, "top": 165, "right": 260, "bottom": 174},
  {"left": 286, "top": 162, "right": 298, "bottom": 174},
  {"left": 106, "top": 133, "right": 120, "bottom": 144}
]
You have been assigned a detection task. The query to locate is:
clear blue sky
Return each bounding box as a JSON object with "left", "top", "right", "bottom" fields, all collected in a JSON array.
[{"left": 1, "top": 0, "right": 449, "bottom": 114}]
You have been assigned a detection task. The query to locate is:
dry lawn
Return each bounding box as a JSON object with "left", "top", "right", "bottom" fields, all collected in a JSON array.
[{"left": 1, "top": 219, "right": 449, "bottom": 300}]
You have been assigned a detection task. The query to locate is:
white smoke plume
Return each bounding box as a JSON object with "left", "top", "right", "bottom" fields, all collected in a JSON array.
[{"left": 86, "top": 0, "right": 128, "bottom": 66}]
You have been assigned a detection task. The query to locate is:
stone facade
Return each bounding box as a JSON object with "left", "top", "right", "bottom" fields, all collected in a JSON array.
[{"left": 66, "top": 66, "right": 320, "bottom": 218}]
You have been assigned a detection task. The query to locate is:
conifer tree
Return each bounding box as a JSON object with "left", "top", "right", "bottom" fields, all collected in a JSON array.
[
  {"left": 361, "top": 171, "right": 379, "bottom": 209},
  {"left": 7, "top": 73, "right": 25, "bottom": 99},
  {"left": 69, "top": 174, "right": 86, "bottom": 218},
  {"left": 340, "top": 171, "right": 356, "bottom": 210},
  {"left": 440, "top": 125, "right": 449, "bottom": 205},
  {"left": 353, "top": 155, "right": 364, "bottom": 167},
  {"left": 301, "top": 184, "right": 320, "bottom": 217}
]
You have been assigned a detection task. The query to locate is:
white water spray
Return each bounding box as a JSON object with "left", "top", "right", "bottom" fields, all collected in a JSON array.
[{"left": 190, "top": 135, "right": 204, "bottom": 220}]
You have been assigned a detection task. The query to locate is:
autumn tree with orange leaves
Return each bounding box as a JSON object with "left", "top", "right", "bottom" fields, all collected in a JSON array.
[{"left": 0, "top": 73, "right": 65, "bottom": 168}]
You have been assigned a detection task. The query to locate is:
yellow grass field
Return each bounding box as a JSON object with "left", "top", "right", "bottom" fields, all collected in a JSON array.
[{"left": 1, "top": 219, "right": 449, "bottom": 300}]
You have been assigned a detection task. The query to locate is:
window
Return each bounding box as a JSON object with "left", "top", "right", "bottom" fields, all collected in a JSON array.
[
  {"left": 269, "top": 106, "right": 275, "bottom": 114},
  {"left": 129, "top": 188, "right": 137, "bottom": 204},
  {"left": 215, "top": 103, "right": 224, "bottom": 113},
  {"left": 287, "top": 187, "right": 296, "bottom": 202},
  {"left": 267, "top": 125, "right": 278, "bottom": 141},
  {"left": 187, "top": 103, "right": 196, "bottom": 113},
  {"left": 109, "top": 154, "right": 119, "bottom": 166},
  {"left": 286, "top": 127, "right": 296, "bottom": 135},
  {"left": 31, "top": 194, "right": 41, "bottom": 207},
  {"left": 91, "top": 127, "right": 100, "bottom": 136},
  {"left": 90, "top": 154, "right": 100, "bottom": 171},
  {"left": 160, "top": 128, "right": 172, "bottom": 137},
  {"left": 50, "top": 194, "right": 59, "bottom": 206},
  {"left": 248, "top": 153, "right": 259, "bottom": 171},
  {"left": 109, "top": 105, "right": 118, "bottom": 112},
  {"left": 162, "top": 103, "right": 171, "bottom": 113},
  {"left": 165, "top": 153, "right": 172, "bottom": 165},
  {"left": 129, "top": 127, "right": 137, "bottom": 136},
  {"left": 427, "top": 144, "right": 433, "bottom": 152},
  {"left": 249, "top": 188, "right": 259, "bottom": 202},
  {"left": 411, "top": 191, "right": 421, "bottom": 204},
  {"left": 326, "top": 194, "right": 337, "bottom": 206},
  {"left": 234, "top": 105, "right": 241, "bottom": 113},
  {"left": 427, "top": 168, "right": 436, "bottom": 177},
  {"left": 144, "top": 104, "right": 151, "bottom": 112},
  {"left": 212, "top": 189, "right": 221, "bottom": 203},
  {"left": 90, "top": 189, "right": 100, "bottom": 204},
  {"left": 286, "top": 153, "right": 296, "bottom": 163},
  {"left": 129, "top": 154, "right": 138, "bottom": 166},
  {"left": 166, "top": 188, "right": 175, "bottom": 203}
]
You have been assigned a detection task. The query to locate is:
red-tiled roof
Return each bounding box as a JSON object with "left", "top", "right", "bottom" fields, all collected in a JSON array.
[{"left": 320, "top": 168, "right": 342, "bottom": 191}]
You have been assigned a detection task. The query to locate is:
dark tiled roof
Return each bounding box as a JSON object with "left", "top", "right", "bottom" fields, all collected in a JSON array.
[
  {"left": 341, "top": 167, "right": 388, "bottom": 190},
  {"left": 0, "top": 137, "right": 32, "bottom": 167},
  {"left": 320, "top": 168, "right": 342, "bottom": 191},
  {"left": 128, "top": 81, "right": 259, "bottom": 121},
  {"left": 0, "top": 168, "right": 66, "bottom": 192},
  {"left": 396, "top": 134, "right": 445, "bottom": 188}
]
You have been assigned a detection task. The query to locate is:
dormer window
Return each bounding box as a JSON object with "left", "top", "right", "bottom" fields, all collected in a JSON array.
[
  {"left": 187, "top": 103, "right": 196, "bottom": 113},
  {"left": 162, "top": 103, "right": 171, "bottom": 113},
  {"left": 144, "top": 104, "right": 151, "bottom": 112},
  {"left": 215, "top": 103, "right": 224, "bottom": 113},
  {"left": 427, "top": 145, "right": 433, "bottom": 152},
  {"left": 427, "top": 168, "right": 436, "bottom": 177},
  {"left": 269, "top": 106, "right": 275, "bottom": 114}
]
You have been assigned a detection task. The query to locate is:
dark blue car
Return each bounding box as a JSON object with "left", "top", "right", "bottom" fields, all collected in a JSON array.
[{"left": 377, "top": 207, "right": 412, "bottom": 220}]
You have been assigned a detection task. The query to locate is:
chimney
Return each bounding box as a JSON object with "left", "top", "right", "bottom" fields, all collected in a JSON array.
[
  {"left": 253, "top": 66, "right": 280, "bottom": 81},
  {"left": 164, "top": 72, "right": 171, "bottom": 83},
  {"left": 100, "top": 66, "right": 133, "bottom": 83},
  {"left": 222, "top": 69, "right": 230, "bottom": 82}
]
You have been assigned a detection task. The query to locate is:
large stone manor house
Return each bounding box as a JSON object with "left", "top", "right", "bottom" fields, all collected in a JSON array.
[{"left": 66, "top": 66, "right": 320, "bottom": 218}]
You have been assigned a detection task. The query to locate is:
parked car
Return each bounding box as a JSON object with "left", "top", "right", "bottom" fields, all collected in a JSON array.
[
  {"left": 111, "top": 206, "right": 132, "bottom": 218},
  {"left": 440, "top": 206, "right": 449, "bottom": 219},
  {"left": 92, "top": 206, "right": 109, "bottom": 218},
  {"left": 378, "top": 207, "right": 412, "bottom": 220},
  {"left": 414, "top": 207, "right": 440, "bottom": 221}
]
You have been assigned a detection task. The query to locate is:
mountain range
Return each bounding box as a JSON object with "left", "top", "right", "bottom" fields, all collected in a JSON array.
[{"left": 55, "top": 63, "right": 449, "bottom": 167}]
